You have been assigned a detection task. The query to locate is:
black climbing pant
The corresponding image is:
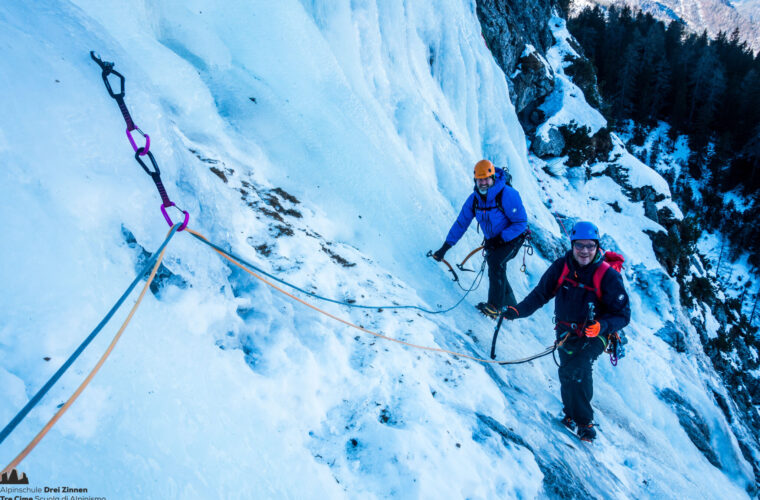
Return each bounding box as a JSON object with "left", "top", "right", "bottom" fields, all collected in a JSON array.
[
  {"left": 557, "top": 336, "right": 606, "bottom": 426},
  {"left": 484, "top": 234, "right": 524, "bottom": 310}
]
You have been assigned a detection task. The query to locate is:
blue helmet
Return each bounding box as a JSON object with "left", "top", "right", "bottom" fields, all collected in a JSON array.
[{"left": 570, "top": 221, "right": 599, "bottom": 241}]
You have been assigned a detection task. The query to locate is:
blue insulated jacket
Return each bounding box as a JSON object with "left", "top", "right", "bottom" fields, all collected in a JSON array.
[{"left": 444, "top": 167, "right": 528, "bottom": 246}]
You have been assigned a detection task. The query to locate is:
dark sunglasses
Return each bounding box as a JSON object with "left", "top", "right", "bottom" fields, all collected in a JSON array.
[{"left": 573, "top": 242, "right": 597, "bottom": 251}]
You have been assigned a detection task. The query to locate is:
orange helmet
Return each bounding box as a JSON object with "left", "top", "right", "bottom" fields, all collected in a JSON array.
[{"left": 473, "top": 159, "right": 495, "bottom": 179}]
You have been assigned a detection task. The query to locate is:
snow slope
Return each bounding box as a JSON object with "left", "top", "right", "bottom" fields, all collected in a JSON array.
[{"left": 0, "top": 0, "right": 755, "bottom": 497}]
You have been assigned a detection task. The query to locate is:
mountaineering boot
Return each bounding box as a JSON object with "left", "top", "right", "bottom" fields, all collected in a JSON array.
[
  {"left": 560, "top": 415, "right": 576, "bottom": 433},
  {"left": 577, "top": 423, "right": 596, "bottom": 443},
  {"left": 476, "top": 302, "right": 499, "bottom": 320}
]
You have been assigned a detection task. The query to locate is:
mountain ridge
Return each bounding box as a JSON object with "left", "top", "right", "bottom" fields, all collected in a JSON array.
[{"left": 572, "top": 0, "right": 760, "bottom": 51}]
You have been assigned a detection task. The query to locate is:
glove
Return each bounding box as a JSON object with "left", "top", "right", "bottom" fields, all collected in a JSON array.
[
  {"left": 432, "top": 242, "right": 452, "bottom": 262},
  {"left": 585, "top": 320, "right": 601, "bottom": 337},
  {"left": 484, "top": 234, "right": 505, "bottom": 250},
  {"left": 502, "top": 306, "right": 520, "bottom": 320}
]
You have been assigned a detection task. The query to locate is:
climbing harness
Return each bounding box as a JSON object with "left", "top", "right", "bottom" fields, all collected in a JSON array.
[
  {"left": 520, "top": 231, "right": 534, "bottom": 273},
  {"left": 605, "top": 331, "right": 628, "bottom": 365},
  {"left": 553, "top": 252, "right": 628, "bottom": 365},
  {"left": 456, "top": 230, "right": 533, "bottom": 276},
  {"left": 90, "top": 52, "right": 188, "bottom": 230},
  {"left": 1, "top": 225, "right": 178, "bottom": 477}
]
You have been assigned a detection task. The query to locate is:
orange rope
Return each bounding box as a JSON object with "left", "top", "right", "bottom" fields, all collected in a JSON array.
[
  {"left": 187, "top": 228, "right": 554, "bottom": 365},
  {"left": 1, "top": 234, "right": 170, "bottom": 476}
]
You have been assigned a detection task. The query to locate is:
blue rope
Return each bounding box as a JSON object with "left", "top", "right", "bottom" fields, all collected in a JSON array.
[
  {"left": 190, "top": 232, "right": 483, "bottom": 315},
  {"left": 0, "top": 224, "right": 179, "bottom": 446}
]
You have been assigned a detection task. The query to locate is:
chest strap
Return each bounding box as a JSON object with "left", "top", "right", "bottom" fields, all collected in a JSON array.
[{"left": 554, "top": 260, "right": 611, "bottom": 300}]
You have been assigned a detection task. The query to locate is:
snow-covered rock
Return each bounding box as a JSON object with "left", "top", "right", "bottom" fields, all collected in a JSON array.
[{"left": 531, "top": 125, "right": 565, "bottom": 157}]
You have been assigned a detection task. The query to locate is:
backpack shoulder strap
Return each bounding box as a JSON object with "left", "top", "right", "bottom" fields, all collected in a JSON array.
[
  {"left": 592, "top": 261, "right": 611, "bottom": 300},
  {"left": 554, "top": 262, "right": 571, "bottom": 296},
  {"left": 495, "top": 189, "right": 506, "bottom": 216},
  {"left": 471, "top": 189, "right": 508, "bottom": 215}
]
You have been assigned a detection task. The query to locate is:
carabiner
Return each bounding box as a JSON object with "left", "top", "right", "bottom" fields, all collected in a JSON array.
[
  {"left": 126, "top": 127, "right": 150, "bottom": 155},
  {"left": 160, "top": 202, "right": 189, "bottom": 231},
  {"left": 135, "top": 149, "right": 160, "bottom": 175}
]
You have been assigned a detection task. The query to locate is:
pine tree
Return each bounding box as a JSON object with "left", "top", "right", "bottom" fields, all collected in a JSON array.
[
  {"left": 637, "top": 23, "right": 671, "bottom": 123},
  {"left": 649, "top": 138, "right": 662, "bottom": 166},
  {"left": 737, "top": 69, "right": 760, "bottom": 145},
  {"left": 740, "top": 126, "right": 760, "bottom": 192},
  {"left": 566, "top": 5, "right": 760, "bottom": 200},
  {"left": 612, "top": 38, "right": 643, "bottom": 121},
  {"left": 689, "top": 45, "right": 726, "bottom": 145}
]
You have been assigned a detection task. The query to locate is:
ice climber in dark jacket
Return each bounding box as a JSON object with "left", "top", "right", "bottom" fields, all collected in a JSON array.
[
  {"left": 432, "top": 160, "right": 528, "bottom": 319},
  {"left": 502, "top": 221, "right": 631, "bottom": 442}
]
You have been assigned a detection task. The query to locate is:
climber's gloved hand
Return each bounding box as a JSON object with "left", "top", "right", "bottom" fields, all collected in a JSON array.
[
  {"left": 585, "top": 320, "right": 601, "bottom": 338},
  {"left": 502, "top": 306, "right": 520, "bottom": 321},
  {"left": 432, "top": 243, "right": 452, "bottom": 262}
]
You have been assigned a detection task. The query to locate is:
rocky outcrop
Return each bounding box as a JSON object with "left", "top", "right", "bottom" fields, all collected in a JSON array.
[
  {"left": 475, "top": 0, "right": 558, "bottom": 127},
  {"left": 658, "top": 389, "right": 722, "bottom": 469},
  {"left": 531, "top": 126, "right": 565, "bottom": 157},
  {"left": 654, "top": 320, "right": 686, "bottom": 352}
]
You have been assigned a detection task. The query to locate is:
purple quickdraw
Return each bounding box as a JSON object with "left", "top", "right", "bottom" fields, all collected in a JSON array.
[
  {"left": 126, "top": 127, "right": 150, "bottom": 155},
  {"left": 161, "top": 202, "right": 189, "bottom": 232},
  {"left": 92, "top": 51, "right": 190, "bottom": 230}
]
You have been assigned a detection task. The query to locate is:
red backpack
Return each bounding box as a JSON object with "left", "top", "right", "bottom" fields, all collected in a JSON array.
[{"left": 553, "top": 251, "right": 625, "bottom": 299}]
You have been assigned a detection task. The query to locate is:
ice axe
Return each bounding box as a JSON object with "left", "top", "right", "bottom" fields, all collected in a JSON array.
[
  {"left": 456, "top": 245, "right": 484, "bottom": 273},
  {"left": 427, "top": 250, "right": 459, "bottom": 282},
  {"left": 490, "top": 307, "right": 506, "bottom": 359}
]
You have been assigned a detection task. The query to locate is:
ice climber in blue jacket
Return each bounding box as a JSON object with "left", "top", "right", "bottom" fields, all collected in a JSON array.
[{"left": 432, "top": 159, "right": 528, "bottom": 319}]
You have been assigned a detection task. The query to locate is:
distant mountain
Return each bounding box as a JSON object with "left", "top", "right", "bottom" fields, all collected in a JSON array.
[
  {"left": 734, "top": 0, "right": 760, "bottom": 23},
  {"left": 571, "top": 0, "right": 760, "bottom": 51}
]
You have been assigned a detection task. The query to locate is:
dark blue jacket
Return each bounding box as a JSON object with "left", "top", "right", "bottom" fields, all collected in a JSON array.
[
  {"left": 444, "top": 168, "right": 528, "bottom": 246},
  {"left": 515, "top": 250, "right": 631, "bottom": 338}
]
